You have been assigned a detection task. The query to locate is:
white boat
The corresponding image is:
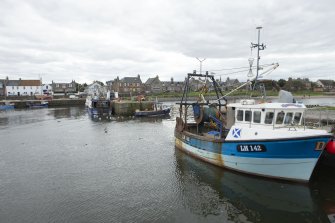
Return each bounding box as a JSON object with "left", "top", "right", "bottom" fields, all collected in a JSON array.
[{"left": 85, "top": 96, "right": 113, "bottom": 119}]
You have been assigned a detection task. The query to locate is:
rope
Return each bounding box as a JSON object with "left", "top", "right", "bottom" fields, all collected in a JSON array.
[{"left": 210, "top": 63, "right": 279, "bottom": 104}]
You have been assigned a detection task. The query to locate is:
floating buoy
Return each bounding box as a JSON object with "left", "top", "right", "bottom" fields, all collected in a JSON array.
[{"left": 326, "top": 140, "right": 335, "bottom": 154}]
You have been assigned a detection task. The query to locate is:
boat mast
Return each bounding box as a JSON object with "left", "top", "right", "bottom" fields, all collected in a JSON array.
[{"left": 251, "top": 27, "right": 266, "bottom": 95}]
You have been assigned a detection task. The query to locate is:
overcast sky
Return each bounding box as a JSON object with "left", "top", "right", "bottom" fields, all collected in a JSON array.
[{"left": 0, "top": 0, "right": 334, "bottom": 84}]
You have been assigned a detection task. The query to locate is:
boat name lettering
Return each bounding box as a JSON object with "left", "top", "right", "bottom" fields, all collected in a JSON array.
[{"left": 237, "top": 144, "right": 266, "bottom": 152}]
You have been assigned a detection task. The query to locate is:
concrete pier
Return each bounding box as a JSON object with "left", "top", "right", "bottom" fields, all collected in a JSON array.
[
  {"left": 112, "top": 101, "right": 154, "bottom": 116},
  {"left": 2, "top": 99, "right": 155, "bottom": 116},
  {"left": 4, "top": 99, "right": 86, "bottom": 109}
]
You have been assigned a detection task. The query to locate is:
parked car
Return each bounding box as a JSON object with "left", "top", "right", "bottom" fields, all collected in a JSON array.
[{"left": 69, "top": 95, "right": 79, "bottom": 99}]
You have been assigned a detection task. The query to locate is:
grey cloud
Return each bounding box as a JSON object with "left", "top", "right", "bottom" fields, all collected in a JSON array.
[{"left": 0, "top": 0, "right": 334, "bottom": 83}]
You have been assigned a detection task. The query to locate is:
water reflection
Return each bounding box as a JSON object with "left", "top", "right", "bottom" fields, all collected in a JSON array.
[
  {"left": 48, "top": 107, "right": 86, "bottom": 119},
  {"left": 174, "top": 149, "right": 329, "bottom": 222},
  {"left": 311, "top": 164, "right": 335, "bottom": 223},
  {"left": 0, "top": 107, "right": 86, "bottom": 129}
]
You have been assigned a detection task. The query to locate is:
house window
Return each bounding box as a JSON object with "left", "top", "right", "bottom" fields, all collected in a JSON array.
[
  {"left": 253, "top": 111, "right": 261, "bottom": 123},
  {"left": 69, "top": 84, "right": 72, "bottom": 87},
  {"left": 23, "top": 86, "right": 26, "bottom": 89},
  {"left": 276, "top": 111, "right": 285, "bottom": 124},
  {"left": 265, "top": 112, "right": 274, "bottom": 124},
  {"left": 56, "top": 84, "right": 59, "bottom": 87},
  {"left": 12, "top": 86, "right": 14, "bottom": 90},
  {"left": 237, "top": 110, "right": 243, "bottom": 121}
]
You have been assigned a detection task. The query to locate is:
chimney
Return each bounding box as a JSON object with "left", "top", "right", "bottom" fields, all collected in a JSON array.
[{"left": 171, "top": 77, "right": 174, "bottom": 83}]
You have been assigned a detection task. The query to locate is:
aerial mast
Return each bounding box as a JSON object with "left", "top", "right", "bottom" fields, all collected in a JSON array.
[{"left": 251, "top": 27, "right": 266, "bottom": 93}]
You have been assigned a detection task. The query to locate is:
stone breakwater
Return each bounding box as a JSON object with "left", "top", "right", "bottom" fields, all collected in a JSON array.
[{"left": 7, "top": 99, "right": 86, "bottom": 108}]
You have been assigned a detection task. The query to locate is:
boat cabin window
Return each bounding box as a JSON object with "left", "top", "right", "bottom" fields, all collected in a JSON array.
[
  {"left": 253, "top": 111, "right": 261, "bottom": 123},
  {"left": 264, "top": 112, "right": 274, "bottom": 124},
  {"left": 284, "top": 112, "right": 293, "bottom": 124},
  {"left": 276, "top": 111, "right": 285, "bottom": 124},
  {"left": 294, "top": 112, "right": 302, "bottom": 124},
  {"left": 237, "top": 110, "right": 243, "bottom": 121},
  {"left": 245, "top": 110, "right": 251, "bottom": 122}
]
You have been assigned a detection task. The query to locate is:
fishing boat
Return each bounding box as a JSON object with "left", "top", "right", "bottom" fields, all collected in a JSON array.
[
  {"left": 175, "top": 71, "right": 333, "bottom": 182},
  {"left": 134, "top": 102, "right": 171, "bottom": 117},
  {"left": 174, "top": 28, "right": 333, "bottom": 182},
  {"left": 0, "top": 101, "right": 14, "bottom": 111},
  {"left": 85, "top": 96, "right": 113, "bottom": 119}
]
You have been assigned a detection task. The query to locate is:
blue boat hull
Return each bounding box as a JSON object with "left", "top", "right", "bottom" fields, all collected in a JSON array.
[
  {"left": 175, "top": 130, "right": 332, "bottom": 182},
  {"left": 0, "top": 105, "right": 14, "bottom": 111},
  {"left": 29, "top": 104, "right": 48, "bottom": 108},
  {"left": 87, "top": 107, "right": 112, "bottom": 118}
]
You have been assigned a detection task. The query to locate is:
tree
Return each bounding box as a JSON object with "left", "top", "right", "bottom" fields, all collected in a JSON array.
[
  {"left": 277, "top": 79, "right": 286, "bottom": 88},
  {"left": 76, "top": 83, "right": 88, "bottom": 92}
]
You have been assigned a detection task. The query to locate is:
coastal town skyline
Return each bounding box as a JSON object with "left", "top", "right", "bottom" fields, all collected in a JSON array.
[{"left": 1, "top": 0, "right": 335, "bottom": 84}]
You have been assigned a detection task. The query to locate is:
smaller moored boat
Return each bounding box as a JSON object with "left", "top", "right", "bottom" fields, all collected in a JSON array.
[
  {"left": 27, "top": 101, "right": 48, "bottom": 108},
  {"left": 0, "top": 101, "right": 15, "bottom": 111},
  {"left": 135, "top": 102, "right": 171, "bottom": 117}
]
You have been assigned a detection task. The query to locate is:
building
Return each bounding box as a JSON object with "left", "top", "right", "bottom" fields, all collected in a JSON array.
[
  {"left": 144, "top": 75, "right": 162, "bottom": 93},
  {"left": 162, "top": 78, "right": 184, "bottom": 93},
  {"left": 222, "top": 78, "right": 240, "bottom": 91},
  {"left": 5, "top": 79, "right": 42, "bottom": 96},
  {"left": 107, "top": 75, "right": 143, "bottom": 94},
  {"left": 315, "top": 79, "right": 335, "bottom": 92},
  {"left": 42, "top": 84, "right": 53, "bottom": 95},
  {"left": 52, "top": 80, "right": 77, "bottom": 95},
  {"left": 85, "top": 82, "right": 106, "bottom": 97},
  {"left": 0, "top": 79, "right": 6, "bottom": 96}
]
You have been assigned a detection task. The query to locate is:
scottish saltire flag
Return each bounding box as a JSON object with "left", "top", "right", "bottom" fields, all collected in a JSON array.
[{"left": 232, "top": 128, "right": 241, "bottom": 138}]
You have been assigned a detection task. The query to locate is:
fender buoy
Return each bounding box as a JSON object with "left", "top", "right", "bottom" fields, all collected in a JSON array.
[{"left": 326, "top": 140, "right": 335, "bottom": 154}]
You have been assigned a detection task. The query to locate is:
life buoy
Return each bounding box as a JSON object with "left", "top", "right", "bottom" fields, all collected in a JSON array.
[{"left": 326, "top": 140, "right": 335, "bottom": 154}]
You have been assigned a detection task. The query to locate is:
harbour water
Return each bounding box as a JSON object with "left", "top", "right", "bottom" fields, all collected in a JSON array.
[{"left": 1, "top": 105, "right": 335, "bottom": 223}]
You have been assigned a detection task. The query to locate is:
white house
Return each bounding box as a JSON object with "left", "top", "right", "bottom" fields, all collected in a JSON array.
[
  {"left": 6, "top": 79, "right": 42, "bottom": 96},
  {"left": 42, "top": 84, "right": 53, "bottom": 95},
  {"left": 84, "top": 82, "right": 106, "bottom": 97}
]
